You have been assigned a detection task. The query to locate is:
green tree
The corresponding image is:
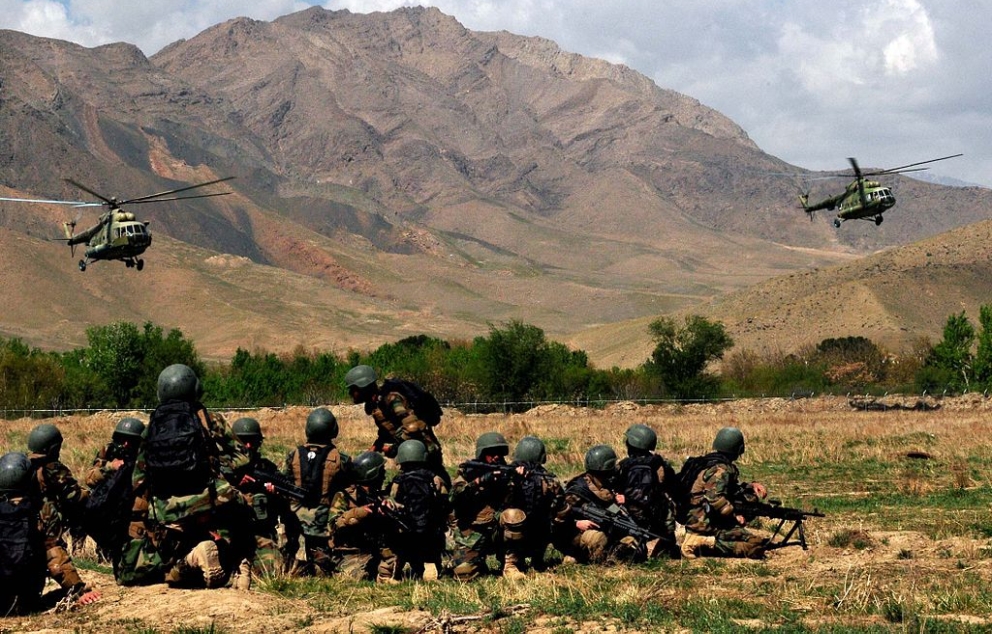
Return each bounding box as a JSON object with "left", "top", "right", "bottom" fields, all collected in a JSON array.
[
  {"left": 644, "top": 315, "right": 733, "bottom": 399},
  {"left": 474, "top": 321, "right": 550, "bottom": 406},
  {"left": 918, "top": 311, "right": 975, "bottom": 393},
  {"left": 973, "top": 305, "right": 992, "bottom": 390}
]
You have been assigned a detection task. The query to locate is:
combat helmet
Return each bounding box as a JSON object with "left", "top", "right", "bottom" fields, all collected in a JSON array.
[
  {"left": 157, "top": 363, "right": 201, "bottom": 403},
  {"left": 513, "top": 436, "right": 547, "bottom": 464},
  {"left": 350, "top": 451, "right": 386, "bottom": 484},
  {"left": 396, "top": 439, "right": 428, "bottom": 465},
  {"left": 27, "top": 423, "right": 63, "bottom": 457},
  {"left": 713, "top": 427, "right": 745, "bottom": 458},
  {"left": 475, "top": 431, "right": 509, "bottom": 459},
  {"left": 305, "top": 408, "right": 339, "bottom": 444},
  {"left": 113, "top": 417, "right": 146, "bottom": 441},
  {"left": 0, "top": 452, "right": 33, "bottom": 493},
  {"left": 232, "top": 417, "right": 263, "bottom": 448},
  {"left": 344, "top": 365, "right": 378, "bottom": 390},
  {"left": 624, "top": 424, "right": 657, "bottom": 452},
  {"left": 584, "top": 444, "right": 618, "bottom": 473}
]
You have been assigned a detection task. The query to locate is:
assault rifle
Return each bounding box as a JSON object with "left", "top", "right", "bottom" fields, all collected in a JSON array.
[
  {"left": 576, "top": 503, "right": 660, "bottom": 543},
  {"left": 247, "top": 466, "right": 310, "bottom": 503},
  {"left": 342, "top": 489, "right": 413, "bottom": 534},
  {"left": 476, "top": 463, "right": 558, "bottom": 483},
  {"left": 734, "top": 498, "right": 825, "bottom": 550}
]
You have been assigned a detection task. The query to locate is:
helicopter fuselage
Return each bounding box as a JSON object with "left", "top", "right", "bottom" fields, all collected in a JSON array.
[{"left": 836, "top": 180, "right": 895, "bottom": 220}]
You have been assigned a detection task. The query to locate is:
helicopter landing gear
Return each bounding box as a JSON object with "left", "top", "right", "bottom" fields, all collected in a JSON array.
[
  {"left": 833, "top": 218, "right": 842, "bottom": 228},
  {"left": 78, "top": 260, "right": 87, "bottom": 272},
  {"left": 136, "top": 259, "right": 144, "bottom": 271},
  {"left": 124, "top": 258, "right": 145, "bottom": 271},
  {"left": 874, "top": 216, "right": 883, "bottom": 226}
]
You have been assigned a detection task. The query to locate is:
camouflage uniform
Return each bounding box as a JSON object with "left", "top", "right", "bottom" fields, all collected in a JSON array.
[
  {"left": 366, "top": 389, "right": 449, "bottom": 487},
  {"left": 233, "top": 455, "right": 303, "bottom": 577},
  {"left": 327, "top": 483, "right": 398, "bottom": 582},
  {"left": 502, "top": 461, "right": 566, "bottom": 574},
  {"left": 282, "top": 442, "right": 346, "bottom": 575},
  {"left": 554, "top": 473, "right": 645, "bottom": 564},
  {"left": 118, "top": 405, "right": 253, "bottom": 587},
  {"left": 618, "top": 452, "right": 679, "bottom": 557},
  {"left": 29, "top": 454, "right": 88, "bottom": 528},
  {"left": 0, "top": 491, "right": 90, "bottom": 614},
  {"left": 683, "top": 452, "right": 767, "bottom": 559},
  {"left": 449, "top": 457, "right": 514, "bottom": 580},
  {"left": 386, "top": 466, "right": 449, "bottom": 580}
]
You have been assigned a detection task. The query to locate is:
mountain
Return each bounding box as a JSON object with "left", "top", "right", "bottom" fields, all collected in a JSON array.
[{"left": 1, "top": 7, "right": 991, "bottom": 365}]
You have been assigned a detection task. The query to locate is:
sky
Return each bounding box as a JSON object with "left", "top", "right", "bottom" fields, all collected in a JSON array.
[{"left": 2, "top": 0, "right": 990, "bottom": 187}]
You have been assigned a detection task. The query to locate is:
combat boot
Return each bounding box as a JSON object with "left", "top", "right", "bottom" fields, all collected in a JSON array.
[
  {"left": 186, "top": 540, "right": 226, "bottom": 588},
  {"left": 502, "top": 554, "right": 526, "bottom": 581},
  {"left": 229, "top": 557, "right": 252, "bottom": 591},
  {"left": 423, "top": 562, "right": 439, "bottom": 582},
  {"left": 680, "top": 534, "right": 717, "bottom": 559}
]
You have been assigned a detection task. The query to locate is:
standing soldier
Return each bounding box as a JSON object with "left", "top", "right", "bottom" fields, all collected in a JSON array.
[
  {"left": 344, "top": 365, "right": 450, "bottom": 487},
  {"left": 1, "top": 451, "right": 100, "bottom": 614},
  {"left": 449, "top": 431, "right": 515, "bottom": 581},
  {"left": 327, "top": 451, "right": 398, "bottom": 582},
  {"left": 503, "top": 435, "right": 565, "bottom": 577},
  {"left": 555, "top": 444, "right": 646, "bottom": 564},
  {"left": 680, "top": 427, "right": 769, "bottom": 559},
  {"left": 387, "top": 439, "right": 449, "bottom": 581},
  {"left": 230, "top": 417, "right": 303, "bottom": 580},
  {"left": 283, "top": 407, "right": 347, "bottom": 576},
  {"left": 618, "top": 423, "right": 679, "bottom": 558},
  {"left": 118, "top": 363, "right": 253, "bottom": 588}
]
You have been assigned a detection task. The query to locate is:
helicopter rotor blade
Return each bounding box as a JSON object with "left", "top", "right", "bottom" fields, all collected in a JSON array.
[
  {"left": 64, "top": 179, "right": 116, "bottom": 206},
  {"left": 120, "top": 191, "right": 234, "bottom": 205},
  {"left": 847, "top": 157, "right": 863, "bottom": 179},
  {"left": 118, "top": 176, "right": 235, "bottom": 205},
  {"left": 0, "top": 196, "right": 100, "bottom": 206},
  {"left": 864, "top": 153, "right": 963, "bottom": 176}
]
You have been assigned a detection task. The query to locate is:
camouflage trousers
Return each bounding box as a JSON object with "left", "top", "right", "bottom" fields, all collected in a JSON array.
[
  {"left": 562, "top": 529, "right": 645, "bottom": 564},
  {"left": 290, "top": 505, "right": 335, "bottom": 576},
  {"left": 688, "top": 526, "right": 767, "bottom": 559},
  {"left": 450, "top": 521, "right": 499, "bottom": 581},
  {"left": 331, "top": 546, "right": 397, "bottom": 583}
]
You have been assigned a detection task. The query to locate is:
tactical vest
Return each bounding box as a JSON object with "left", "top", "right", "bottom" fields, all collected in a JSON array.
[{"left": 288, "top": 444, "right": 342, "bottom": 508}]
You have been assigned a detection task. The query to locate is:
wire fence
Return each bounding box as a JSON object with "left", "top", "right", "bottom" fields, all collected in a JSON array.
[{"left": 2, "top": 388, "right": 986, "bottom": 420}]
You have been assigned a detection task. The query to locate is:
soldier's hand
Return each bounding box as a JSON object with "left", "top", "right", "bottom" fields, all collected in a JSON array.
[
  {"left": 109, "top": 458, "right": 125, "bottom": 471},
  {"left": 615, "top": 494, "right": 626, "bottom": 505},
  {"left": 76, "top": 590, "right": 101, "bottom": 605},
  {"left": 735, "top": 514, "right": 747, "bottom": 526},
  {"left": 264, "top": 482, "right": 276, "bottom": 494},
  {"left": 239, "top": 474, "right": 256, "bottom": 487},
  {"left": 576, "top": 519, "right": 598, "bottom": 532},
  {"left": 751, "top": 483, "right": 768, "bottom": 499}
]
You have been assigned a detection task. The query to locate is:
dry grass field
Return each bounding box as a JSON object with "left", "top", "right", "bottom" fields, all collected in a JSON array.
[{"left": 3, "top": 395, "right": 992, "bottom": 632}]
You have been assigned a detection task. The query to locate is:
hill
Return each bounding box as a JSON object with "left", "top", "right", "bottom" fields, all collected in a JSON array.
[{"left": 1, "top": 7, "right": 991, "bottom": 364}]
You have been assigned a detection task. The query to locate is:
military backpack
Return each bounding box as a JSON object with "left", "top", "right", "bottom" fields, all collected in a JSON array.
[
  {"left": 381, "top": 378, "right": 443, "bottom": 427},
  {"left": 144, "top": 401, "right": 212, "bottom": 498}
]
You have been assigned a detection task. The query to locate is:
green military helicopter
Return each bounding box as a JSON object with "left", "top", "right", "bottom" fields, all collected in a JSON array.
[
  {"left": 0, "top": 176, "right": 234, "bottom": 271},
  {"left": 799, "top": 154, "right": 962, "bottom": 228}
]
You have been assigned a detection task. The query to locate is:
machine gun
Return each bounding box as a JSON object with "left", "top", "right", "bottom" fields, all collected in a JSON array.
[
  {"left": 246, "top": 466, "right": 310, "bottom": 503},
  {"left": 575, "top": 503, "right": 661, "bottom": 543},
  {"left": 734, "top": 498, "right": 825, "bottom": 550}
]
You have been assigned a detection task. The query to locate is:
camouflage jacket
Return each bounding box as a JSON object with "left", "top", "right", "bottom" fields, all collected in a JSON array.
[
  {"left": 618, "top": 453, "right": 677, "bottom": 532},
  {"left": 366, "top": 390, "right": 441, "bottom": 457},
  {"left": 684, "top": 456, "right": 759, "bottom": 534},
  {"left": 328, "top": 483, "right": 395, "bottom": 551},
  {"left": 84, "top": 440, "right": 138, "bottom": 489},
  {"left": 554, "top": 472, "right": 623, "bottom": 540},
  {"left": 233, "top": 454, "right": 302, "bottom": 541},
  {"left": 505, "top": 461, "right": 566, "bottom": 531},
  {"left": 450, "top": 458, "right": 514, "bottom": 528},
  {"left": 29, "top": 455, "right": 88, "bottom": 524}
]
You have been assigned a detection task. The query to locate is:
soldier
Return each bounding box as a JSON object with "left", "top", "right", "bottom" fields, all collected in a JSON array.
[
  {"left": 118, "top": 363, "right": 253, "bottom": 588},
  {"left": 503, "top": 435, "right": 565, "bottom": 577},
  {"left": 1, "top": 451, "right": 100, "bottom": 615},
  {"left": 26, "top": 423, "right": 88, "bottom": 530},
  {"left": 327, "top": 451, "right": 398, "bottom": 582},
  {"left": 282, "top": 407, "right": 347, "bottom": 576},
  {"left": 680, "top": 427, "right": 769, "bottom": 559},
  {"left": 555, "top": 444, "right": 646, "bottom": 564},
  {"left": 344, "top": 365, "right": 450, "bottom": 487},
  {"left": 77, "top": 417, "right": 146, "bottom": 566},
  {"left": 449, "top": 431, "right": 515, "bottom": 581},
  {"left": 231, "top": 417, "right": 303, "bottom": 580},
  {"left": 618, "top": 423, "right": 679, "bottom": 558},
  {"left": 387, "top": 439, "right": 449, "bottom": 581}
]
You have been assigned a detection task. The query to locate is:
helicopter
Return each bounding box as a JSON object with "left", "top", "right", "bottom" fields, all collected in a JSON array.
[
  {"left": 798, "top": 154, "right": 962, "bottom": 228},
  {"left": 0, "top": 176, "right": 234, "bottom": 271}
]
